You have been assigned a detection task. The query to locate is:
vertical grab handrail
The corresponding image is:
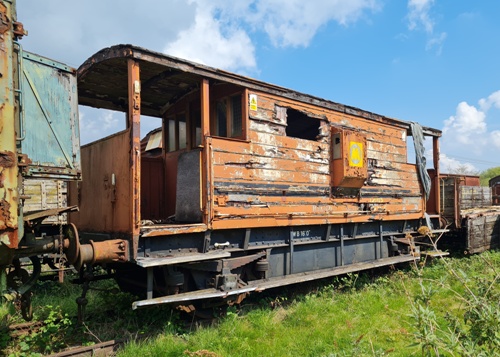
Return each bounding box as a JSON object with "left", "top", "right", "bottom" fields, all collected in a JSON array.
[{"left": 13, "top": 40, "right": 25, "bottom": 141}]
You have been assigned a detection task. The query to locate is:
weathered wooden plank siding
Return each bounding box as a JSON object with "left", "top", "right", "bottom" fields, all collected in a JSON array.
[
  {"left": 24, "top": 179, "right": 67, "bottom": 224},
  {"left": 212, "top": 152, "right": 330, "bottom": 175},
  {"left": 460, "top": 186, "right": 491, "bottom": 209},
  {"left": 208, "top": 90, "right": 424, "bottom": 227},
  {"left": 213, "top": 202, "right": 423, "bottom": 220},
  {"left": 465, "top": 212, "right": 500, "bottom": 253}
]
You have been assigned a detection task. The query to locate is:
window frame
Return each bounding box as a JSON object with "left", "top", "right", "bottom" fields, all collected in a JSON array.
[
  {"left": 164, "top": 112, "right": 187, "bottom": 152},
  {"left": 209, "top": 85, "right": 248, "bottom": 141}
]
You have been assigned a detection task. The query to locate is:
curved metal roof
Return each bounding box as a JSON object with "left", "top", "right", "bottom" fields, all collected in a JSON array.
[{"left": 78, "top": 44, "right": 441, "bottom": 136}]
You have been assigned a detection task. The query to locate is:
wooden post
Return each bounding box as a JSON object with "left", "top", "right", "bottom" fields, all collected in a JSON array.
[
  {"left": 127, "top": 59, "right": 141, "bottom": 255},
  {"left": 200, "top": 79, "right": 210, "bottom": 225},
  {"left": 201, "top": 79, "right": 210, "bottom": 141},
  {"left": 433, "top": 136, "right": 440, "bottom": 215}
]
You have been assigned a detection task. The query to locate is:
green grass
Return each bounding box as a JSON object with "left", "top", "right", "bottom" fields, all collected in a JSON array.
[
  {"left": 2, "top": 251, "right": 499, "bottom": 356},
  {"left": 116, "top": 251, "right": 499, "bottom": 357}
]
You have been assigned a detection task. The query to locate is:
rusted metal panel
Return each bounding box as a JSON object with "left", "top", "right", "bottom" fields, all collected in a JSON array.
[
  {"left": 141, "top": 157, "right": 165, "bottom": 221},
  {"left": 493, "top": 185, "right": 500, "bottom": 205},
  {"left": 21, "top": 51, "right": 80, "bottom": 180},
  {"left": 68, "top": 130, "right": 132, "bottom": 233},
  {"left": 489, "top": 175, "right": 500, "bottom": 187},
  {"left": 439, "top": 176, "right": 460, "bottom": 226},
  {"left": 201, "top": 79, "right": 211, "bottom": 225},
  {"left": 463, "top": 176, "right": 480, "bottom": 186},
  {"left": 489, "top": 175, "right": 500, "bottom": 205},
  {"left": 163, "top": 150, "right": 182, "bottom": 217},
  {"left": 331, "top": 128, "right": 367, "bottom": 188},
  {"left": 431, "top": 137, "right": 441, "bottom": 214},
  {"left": 427, "top": 169, "right": 438, "bottom": 214},
  {"left": 128, "top": 59, "right": 141, "bottom": 254},
  {"left": 0, "top": 0, "right": 20, "bottom": 253},
  {"left": 132, "top": 254, "right": 416, "bottom": 309}
]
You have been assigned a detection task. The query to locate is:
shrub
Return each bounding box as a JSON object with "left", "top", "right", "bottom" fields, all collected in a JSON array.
[{"left": 410, "top": 252, "right": 500, "bottom": 356}]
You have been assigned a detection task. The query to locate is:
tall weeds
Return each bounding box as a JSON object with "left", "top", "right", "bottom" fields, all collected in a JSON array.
[{"left": 408, "top": 246, "right": 500, "bottom": 356}]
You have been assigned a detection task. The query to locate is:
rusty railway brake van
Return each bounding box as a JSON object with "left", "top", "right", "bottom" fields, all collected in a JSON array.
[{"left": 69, "top": 45, "right": 444, "bottom": 310}]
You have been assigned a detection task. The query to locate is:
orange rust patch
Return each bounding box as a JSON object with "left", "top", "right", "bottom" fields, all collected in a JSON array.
[{"left": 0, "top": 151, "right": 15, "bottom": 168}]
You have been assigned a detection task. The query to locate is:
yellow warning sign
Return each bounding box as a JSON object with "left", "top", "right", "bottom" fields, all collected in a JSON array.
[
  {"left": 349, "top": 141, "right": 363, "bottom": 167},
  {"left": 250, "top": 94, "right": 258, "bottom": 111}
]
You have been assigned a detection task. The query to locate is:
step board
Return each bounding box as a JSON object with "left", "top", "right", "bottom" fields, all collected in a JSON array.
[
  {"left": 132, "top": 254, "right": 417, "bottom": 309},
  {"left": 136, "top": 250, "right": 231, "bottom": 268}
]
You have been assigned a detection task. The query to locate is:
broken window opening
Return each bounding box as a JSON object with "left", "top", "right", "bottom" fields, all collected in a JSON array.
[
  {"left": 285, "top": 108, "right": 320, "bottom": 141},
  {"left": 406, "top": 134, "right": 416, "bottom": 164},
  {"left": 192, "top": 109, "right": 202, "bottom": 147}
]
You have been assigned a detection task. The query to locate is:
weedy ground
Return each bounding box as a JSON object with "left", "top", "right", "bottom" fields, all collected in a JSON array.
[{"left": 1, "top": 250, "right": 499, "bottom": 357}]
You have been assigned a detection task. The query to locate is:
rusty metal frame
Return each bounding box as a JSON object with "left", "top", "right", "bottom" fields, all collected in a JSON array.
[
  {"left": 127, "top": 59, "right": 141, "bottom": 257},
  {"left": 132, "top": 254, "right": 417, "bottom": 309},
  {"left": 432, "top": 136, "right": 440, "bottom": 215},
  {"left": 0, "top": 0, "right": 20, "bottom": 254},
  {"left": 200, "top": 78, "right": 211, "bottom": 225}
]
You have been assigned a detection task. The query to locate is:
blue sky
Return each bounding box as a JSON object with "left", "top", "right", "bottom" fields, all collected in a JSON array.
[{"left": 17, "top": 0, "right": 500, "bottom": 172}]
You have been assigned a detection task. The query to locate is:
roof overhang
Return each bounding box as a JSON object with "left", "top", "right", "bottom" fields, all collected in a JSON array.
[{"left": 77, "top": 44, "right": 442, "bottom": 137}]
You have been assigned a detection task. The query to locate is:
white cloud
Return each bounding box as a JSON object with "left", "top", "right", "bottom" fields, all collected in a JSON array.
[
  {"left": 18, "top": 0, "right": 383, "bottom": 144},
  {"left": 443, "top": 101, "right": 486, "bottom": 144},
  {"left": 490, "top": 131, "right": 500, "bottom": 149},
  {"left": 425, "top": 32, "right": 447, "bottom": 55},
  {"left": 18, "top": 0, "right": 196, "bottom": 66},
  {"left": 441, "top": 91, "right": 500, "bottom": 172},
  {"left": 164, "top": 2, "right": 256, "bottom": 73},
  {"left": 439, "top": 153, "right": 478, "bottom": 174},
  {"left": 79, "top": 108, "right": 123, "bottom": 145},
  {"left": 164, "top": 0, "right": 380, "bottom": 72},
  {"left": 248, "top": 0, "right": 380, "bottom": 48},
  {"left": 406, "top": 0, "right": 446, "bottom": 54},
  {"left": 407, "top": 0, "right": 435, "bottom": 33},
  {"left": 479, "top": 90, "right": 500, "bottom": 112}
]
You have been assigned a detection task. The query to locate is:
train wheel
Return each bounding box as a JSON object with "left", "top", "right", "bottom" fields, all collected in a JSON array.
[
  {"left": 6, "top": 257, "right": 40, "bottom": 321},
  {"left": 20, "top": 292, "right": 33, "bottom": 321}
]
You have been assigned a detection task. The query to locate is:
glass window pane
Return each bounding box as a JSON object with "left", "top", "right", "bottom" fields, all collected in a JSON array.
[
  {"left": 193, "top": 110, "right": 202, "bottom": 147},
  {"left": 168, "top": 119, "right": 175, "bottom": 152},
  {"left": 176, "top": 114, "right": 187, "bottom": 149},
  {"left": 216, "top": 100, "right": 227, "bottom": 137},
  {"left": 231, "top": 95, "right": 242, "bottom": 137}
]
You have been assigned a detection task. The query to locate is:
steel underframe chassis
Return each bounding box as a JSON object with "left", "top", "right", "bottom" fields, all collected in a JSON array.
[{"left": 125, "top": 217, "right": 439, "bottom": 308}]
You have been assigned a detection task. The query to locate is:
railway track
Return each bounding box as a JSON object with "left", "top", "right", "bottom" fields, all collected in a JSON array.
[
  {"left": 47, "top": 340, "right": 121, "bottom": 357},
  {"left": 8, "top": 321, "right": 122, "bottom": 356},
  {"left": 8, "top": 321, "right": 44, "bottom": 338},
  {"left": 6, "top": 305, "right": 217, "bottom": 356}
]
